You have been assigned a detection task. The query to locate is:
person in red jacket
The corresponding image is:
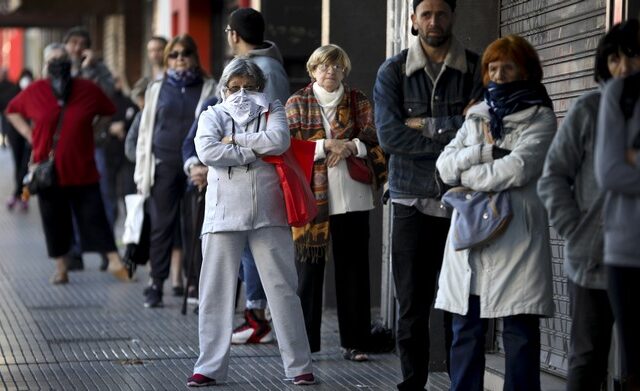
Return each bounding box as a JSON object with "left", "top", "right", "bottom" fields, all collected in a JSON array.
[{"left": 6, "top": 43, "right": 130, "bottom": 285}]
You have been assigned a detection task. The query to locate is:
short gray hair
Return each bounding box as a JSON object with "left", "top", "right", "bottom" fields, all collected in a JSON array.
[
  {"left": 43, "top": 43, "right": 67, "bottom": 62},
  {"left": 219, "top": 57, "right": 266, "bottom": 96}
]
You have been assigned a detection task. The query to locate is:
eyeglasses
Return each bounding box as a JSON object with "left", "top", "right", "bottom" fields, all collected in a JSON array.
[
  {"left": 224, "top": 27, "right": 233, "bottom": 34},
  {"left": 226, "top": 85, "right": 259, "bottom": 94},
  {"left": 167, "top": 49, "right": 193, "bottom": 59},
  {"left": 316, "top": 64, "right": 344, "bottom": 73}
]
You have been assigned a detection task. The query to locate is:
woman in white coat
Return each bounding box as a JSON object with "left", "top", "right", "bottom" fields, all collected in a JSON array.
[
  {"left": 187, "top": 58, "right": 314, "bottom": 387},
  {"left": 434, "top": 35, "right": 556, "bottom": 391}
]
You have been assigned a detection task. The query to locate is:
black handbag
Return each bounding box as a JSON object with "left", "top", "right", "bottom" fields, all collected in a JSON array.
[
  {"left": 26, "top": 159, "right": 55, "bottom": 194},
  {"left": 24, "top": 106, "right": 65, "bottom": 195}
]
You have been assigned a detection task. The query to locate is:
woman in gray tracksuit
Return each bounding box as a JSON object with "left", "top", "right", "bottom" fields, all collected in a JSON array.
[{"left": 188, "top": 58, "right": 313, "bottom": 387}]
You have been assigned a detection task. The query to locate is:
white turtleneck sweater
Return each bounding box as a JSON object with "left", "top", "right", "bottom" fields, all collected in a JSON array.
[{"left": 312, "top": 82, "right": 374, "bottom": 215}]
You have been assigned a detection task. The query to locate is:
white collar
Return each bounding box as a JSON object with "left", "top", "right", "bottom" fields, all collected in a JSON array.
[{"left": 312, "top": 82, "right": 344, "bottom": 108}]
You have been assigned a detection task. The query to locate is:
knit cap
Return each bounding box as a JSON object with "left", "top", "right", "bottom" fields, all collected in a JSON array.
[
  {"left": 229, "top": 8, "right": 265, "bottom": 45},
  {"left": 411, "top": 0, "right": 456, "bottom": 36}
]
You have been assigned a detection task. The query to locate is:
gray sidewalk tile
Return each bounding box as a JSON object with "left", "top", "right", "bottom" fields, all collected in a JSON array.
[{"left": 0, "top": 149, "right": 449, "bottom": 390}]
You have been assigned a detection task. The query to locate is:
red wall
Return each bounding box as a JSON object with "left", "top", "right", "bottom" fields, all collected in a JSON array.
[
  {"left": 188, "top": 1, "right": 212, "bottom": 74},
  {"left": 0, "top": 28, "right": 24, "bottom": 82},
  {"left": 170, "top": 0, "right": 212, "bottom": 74}
]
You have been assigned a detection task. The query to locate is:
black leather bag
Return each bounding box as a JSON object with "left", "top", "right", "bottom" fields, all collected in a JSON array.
[
  {"left": 24, "top": 103, "right": 65, "bottom": 195},
  {"left": 26, "top": 159, "right": 56, "bottom": 195}
]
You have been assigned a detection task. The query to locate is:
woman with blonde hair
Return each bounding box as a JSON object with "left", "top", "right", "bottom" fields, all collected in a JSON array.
[
  {"left": 286, "top": 44, "right": 386, "bottom": 361},
  {"left": 435, "top": 35, "right": 557, "bottom": 390}
]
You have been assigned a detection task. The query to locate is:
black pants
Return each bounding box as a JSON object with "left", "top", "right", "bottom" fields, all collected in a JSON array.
[
  {"left": 148, "top": 162, "right": 186, "bottom": 282},
  {"left": 181, "top": 186, "right": 205, "bottom": 287},
  {"left": 566, "top": 281, "right": 614, "bottom": 391},
  {"left": 392, "top": 204, "right": 450, "bottom": 391},
  {"left": 37, "top": 183, "right": 117, "bottom": 258},
  {"left": 608, "top": 265, "right": 640, "bottom": 387},
  {"left": 296, "top": 211, "right": 372, "bottom": 353},
  {"left": 5, "top": 121, "right": 30, "bottom": 197}
]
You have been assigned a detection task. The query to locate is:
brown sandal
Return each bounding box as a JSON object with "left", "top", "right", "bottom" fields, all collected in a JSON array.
[
  {"left": 342, "top": 348, "right": 368, "bottom": 362},
  {"left": 50, "top": 270, "right": 69, "bottom": 285}
]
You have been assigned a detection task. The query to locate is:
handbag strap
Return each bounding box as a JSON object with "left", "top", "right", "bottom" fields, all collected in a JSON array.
[
  {"left": 49, "top": 104, "right": 66, "bottom": 159},
  {"left": 348, "top": 89, "right": 360, "bottom": 140}
]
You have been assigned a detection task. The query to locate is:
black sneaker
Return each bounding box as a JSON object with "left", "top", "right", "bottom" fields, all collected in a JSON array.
[{"left": 144, "top": 285, "right": 163, "bottom": 308}]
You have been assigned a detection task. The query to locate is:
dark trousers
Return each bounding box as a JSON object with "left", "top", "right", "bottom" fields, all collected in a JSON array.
[
  {"left": 5, "top": 122, "right": 30, "bottom": 197},
  {"left": 37, "top": 183, "right": 117, "bottom": 258},
  {"left": 181, "top": 187, "right": 205, "bottom": 287},
  {"left": 391, "top": 204, "right": 450, "bottom": 391},
  {"left": 296, "top": 211, "right": 372, "bottom": 353},
  {"left": 608, "top": 266, "right": 640, "bottom": 387},
  {"left": 450, "top": 296, "right": 541, "bottom": 391},
  {"left": 148, "top": 162, "right": 186, "bottom": 282},
  {"left": 567, "top": 281, "right": 614, "bottom": 391}
]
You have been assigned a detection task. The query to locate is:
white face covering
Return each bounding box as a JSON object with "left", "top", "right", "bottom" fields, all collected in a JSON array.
[
  {"left": 19, "top": 77, "right": 32, "bottom": 90},
  {"left": 220, "top": 88, "right": 268, "bottom": 126}
]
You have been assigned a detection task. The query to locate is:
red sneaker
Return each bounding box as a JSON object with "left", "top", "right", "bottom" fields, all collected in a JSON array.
[
  {"left": 293, "top": 373, "right": 316, "bottom": 385},
  {"left": 187, "top": 373, "right": 216, "bottom": 387}
]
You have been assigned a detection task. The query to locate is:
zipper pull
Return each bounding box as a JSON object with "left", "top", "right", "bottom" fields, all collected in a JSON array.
[{"left": 182, "top": 87, "right": 185, "bottom": 94}]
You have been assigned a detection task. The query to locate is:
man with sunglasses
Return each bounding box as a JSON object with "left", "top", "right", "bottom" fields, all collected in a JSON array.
[{"left": 223, "top": 7, "right": 290, "bottom": 345}]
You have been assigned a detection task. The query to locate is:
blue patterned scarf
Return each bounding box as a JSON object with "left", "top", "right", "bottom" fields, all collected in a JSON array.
[
  {"left": 165, "top": 68, "right": 202, "bottom": 88},
  {"left": 484, "top": 80, "right": 553, "bottom": 140}
]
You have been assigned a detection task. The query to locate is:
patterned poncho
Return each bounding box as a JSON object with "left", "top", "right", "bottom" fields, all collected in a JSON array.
[{"left": 285, "top": 83, "right": 387, "bottom": 259}]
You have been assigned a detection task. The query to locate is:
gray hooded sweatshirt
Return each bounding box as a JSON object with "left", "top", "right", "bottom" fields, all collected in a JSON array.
[
  {"left": 538, "top": 90, "right": 606, "bottom": 289},
  {"left": 595, "top": 76, "right": 640, "bottom": 268},
  {"left": 248, "top": 41, "right": 290, "bottom": 105}
]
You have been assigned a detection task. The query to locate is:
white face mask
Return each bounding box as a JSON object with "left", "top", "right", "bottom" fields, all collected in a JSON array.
[
  {"left": 19, "top": 77, "right": 32, "bottom": 90},
  {"left": 221, "top": 88, "right": 266, "bottom": 126}
]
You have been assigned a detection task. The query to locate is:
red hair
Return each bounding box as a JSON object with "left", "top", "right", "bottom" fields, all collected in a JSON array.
[{"left": 481, "top": 35, "right": 543, "bottom": 86}]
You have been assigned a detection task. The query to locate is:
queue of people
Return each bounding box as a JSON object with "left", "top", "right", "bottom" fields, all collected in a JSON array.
[{"left": 2, "top": 0, "right": 640, "bottom": 389}]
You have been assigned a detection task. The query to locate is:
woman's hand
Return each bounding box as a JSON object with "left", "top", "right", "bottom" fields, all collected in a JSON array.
[
  {"left": 221, "top": 135, "right": 233, "bottom": 144},
  {"left": 482, "top": 122, "right": 495, "bottom": 144},
  {"left": 324, "top": 139, "right": 355, "bottom": 157},
  {"left": 324, "top": 139, "right": 355, "bottom": 167}
]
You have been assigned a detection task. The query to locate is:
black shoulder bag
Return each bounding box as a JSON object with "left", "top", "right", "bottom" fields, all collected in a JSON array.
[{"left": 24, "top": 106, "right": 65, "bottom": 195}]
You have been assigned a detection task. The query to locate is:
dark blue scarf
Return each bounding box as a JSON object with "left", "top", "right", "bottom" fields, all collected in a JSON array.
[
  {"left": 165, "top": 68, "right": 202, "bottom": 88},
  {"left": 484, "top": 80, "right": 553, "bottom": 140}
]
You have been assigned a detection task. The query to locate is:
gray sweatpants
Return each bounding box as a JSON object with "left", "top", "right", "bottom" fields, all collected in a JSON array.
[{"left": 193, "top": 226, "right": 313, "bottom": 381}]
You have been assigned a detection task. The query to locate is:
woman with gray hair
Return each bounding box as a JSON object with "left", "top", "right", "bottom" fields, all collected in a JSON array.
[{"left": 187, "top": 57, "right": 315, "bottom": 387}]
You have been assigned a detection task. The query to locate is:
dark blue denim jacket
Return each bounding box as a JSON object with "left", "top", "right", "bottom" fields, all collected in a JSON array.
[{"left": 374, "top": 37, "right": 482, "bottom": 199}]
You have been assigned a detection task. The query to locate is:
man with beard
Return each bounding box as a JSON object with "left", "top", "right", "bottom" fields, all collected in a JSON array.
[{"left": 373, "top": 0, "right": 482, "bottom": 389}]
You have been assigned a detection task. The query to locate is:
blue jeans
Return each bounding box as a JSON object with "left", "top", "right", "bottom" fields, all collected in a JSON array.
[
  {"left": 238, "top": 243, "right": 266, "bottom": 310},
  {"left": 450, "top": 295, "right": 541, "bottom": 391},
  {"left": 94, "top": 147, "right": 115, "bottom": 228}
]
